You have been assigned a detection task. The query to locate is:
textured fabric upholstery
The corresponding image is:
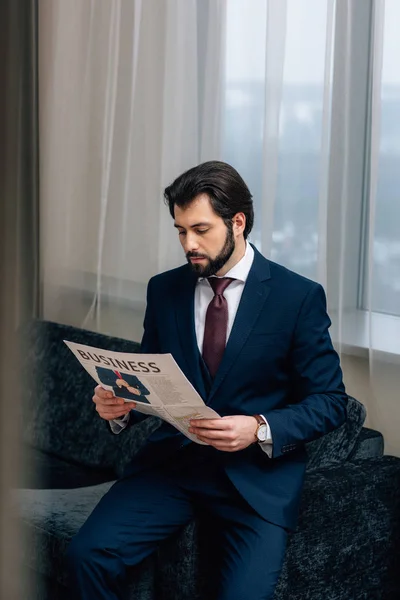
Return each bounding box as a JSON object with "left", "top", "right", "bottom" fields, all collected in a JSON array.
[
  {"left": 17, "top": 483, "right": 115, "bottom": 584},
  {"left": 17, "top": 483, "right": 155, "bottom": 599},
  {"left": 305, "top": 395, "right": 366, "bottom": 471},
  {"left": 19, "top": 447, "right": 116, "bottom": 489},
  {"left": 348, "top": 427, "right": 385, "bottom": 461}
]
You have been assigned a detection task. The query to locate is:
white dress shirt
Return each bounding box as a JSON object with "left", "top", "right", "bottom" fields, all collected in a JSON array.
[
  {"left": 112, "top": 242, "right": 273, "bottom": 457},
  {"left": 194, "top": 242, "right": 272, "bottom": 456}
]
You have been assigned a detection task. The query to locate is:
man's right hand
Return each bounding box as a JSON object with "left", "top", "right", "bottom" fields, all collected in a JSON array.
[{"left": 92, "top": 385, "right": 135, "bottom": 421}]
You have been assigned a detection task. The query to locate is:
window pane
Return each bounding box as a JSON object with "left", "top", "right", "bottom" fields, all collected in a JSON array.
[
  {"left": 369, "top": 0, "right": 400, "bottom": 315},
  {"left": 272, "top": 0, "right": 329, "bottom": 279},
  {"left": 223, "top": 0, "right": 330, "bottom": 280},
  {"left": 223, "top": 0, "right": 267, "bottom": 254}
]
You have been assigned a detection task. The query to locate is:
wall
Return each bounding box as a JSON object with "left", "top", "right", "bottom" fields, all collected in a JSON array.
[{"left": 341, "top": 354, "right": 399, "bottom": 457}]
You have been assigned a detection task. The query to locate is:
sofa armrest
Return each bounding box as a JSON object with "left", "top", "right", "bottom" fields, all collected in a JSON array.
[
  {"left": 347, "top": 427, "right": 384, "bottom": 461},
  {"left": 305, "top": 396, "right": 366, "bottom": 471},
  {"left": 275, "top": 456, "right": 400, "bottom": 599}
]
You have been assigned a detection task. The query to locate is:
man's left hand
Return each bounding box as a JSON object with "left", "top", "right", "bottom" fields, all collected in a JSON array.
[{"left": 188, "top": 416, "right": 258, "bottom": 452}]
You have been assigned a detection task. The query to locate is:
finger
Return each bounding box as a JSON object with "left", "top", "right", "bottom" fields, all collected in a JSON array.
[
  {"left": 98, "top": 407, "right": 132, "bottom": 420},
  {"left": 92, "top": 394, "right": 126, "bottom": 407},
  {"left": 189, "top": 428, "right": 234, "bottom": 441},
  {"left": 95, "top": 385, "right": 115, "bottom": 399},
  {"left": 95, "top": 403, "right": 133, "bottom": 415},
  {"left": 196, "top": 436, "right": 241, "bottom": 451},
  {"left": 189, "top": 418, "right": 227, "bottom": 430},
  {"left": 195, "top": 437, "right": 237, "bottom": 451}
]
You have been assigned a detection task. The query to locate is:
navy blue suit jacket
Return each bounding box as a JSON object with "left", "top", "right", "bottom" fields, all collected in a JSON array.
[{"left": 124, "top": 246, "right": 347, "bottom": 530}]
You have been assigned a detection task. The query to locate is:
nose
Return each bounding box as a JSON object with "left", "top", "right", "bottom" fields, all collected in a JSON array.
[{"left": 183, "top": 232, "right": 200, "bottom": 253}]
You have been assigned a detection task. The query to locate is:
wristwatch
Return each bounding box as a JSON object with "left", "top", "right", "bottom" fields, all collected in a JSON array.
[{"left": 253, "top": 414, "right": 268, "bottom": 443}]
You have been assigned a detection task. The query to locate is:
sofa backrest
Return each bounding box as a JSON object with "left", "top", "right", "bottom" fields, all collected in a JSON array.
[{"left": 21, "top": 319, "right": 159, "bottom": 471}]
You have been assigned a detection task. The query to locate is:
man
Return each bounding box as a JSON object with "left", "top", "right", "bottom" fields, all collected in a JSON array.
[{"left": 67, "top": 161, "right": 348, "bottom": 599}]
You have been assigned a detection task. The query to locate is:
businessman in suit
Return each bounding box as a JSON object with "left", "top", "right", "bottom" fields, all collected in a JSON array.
[{"left": 67, "top": 161, "right": 348, "bottom": 599}]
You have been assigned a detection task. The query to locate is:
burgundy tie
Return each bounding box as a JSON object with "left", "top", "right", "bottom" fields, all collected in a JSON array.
[{"left": 202, "top": 277, "right": 235, "bottom": 378}]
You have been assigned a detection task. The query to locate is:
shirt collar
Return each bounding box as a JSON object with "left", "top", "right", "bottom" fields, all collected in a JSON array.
[{"left": 198, "top": 241, "right": 254, "bottom": 284}]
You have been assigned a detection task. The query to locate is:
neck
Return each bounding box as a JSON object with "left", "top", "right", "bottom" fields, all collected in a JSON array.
[{"left": 216, "top": 237, "right": 247, "bottom": 276}]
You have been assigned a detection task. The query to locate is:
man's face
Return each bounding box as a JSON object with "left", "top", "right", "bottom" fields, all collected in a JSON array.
[{"left": 174, "top": 194, "right": 236, "bottom": 277}]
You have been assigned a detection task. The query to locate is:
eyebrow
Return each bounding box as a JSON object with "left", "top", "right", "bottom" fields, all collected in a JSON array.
[{"left": 173, "top": 222, "right": 211, "bottom": 229}]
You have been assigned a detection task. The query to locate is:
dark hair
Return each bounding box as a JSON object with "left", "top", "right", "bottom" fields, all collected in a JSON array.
[{"left": 164, "top": 161, "right": 254, "bottom": 239}]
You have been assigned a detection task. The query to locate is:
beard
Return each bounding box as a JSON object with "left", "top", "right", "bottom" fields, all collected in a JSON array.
[{"left": 186, "top": 223, "right": 235, "bottom": 278}]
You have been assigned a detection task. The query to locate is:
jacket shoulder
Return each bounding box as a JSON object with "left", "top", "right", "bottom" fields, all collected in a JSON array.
[
  {"left": 266, "top": 259, "right": 324, "bottom": 303},
  {"left": 148, "top": 264, "right": 191, "bottom": 290}
]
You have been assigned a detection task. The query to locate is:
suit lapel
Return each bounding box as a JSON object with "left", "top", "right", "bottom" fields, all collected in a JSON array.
[
  {"left": 208, "top": 247, "right": 272, "bottom": 403},
  {"left": 174, "top": 267, "right": 208, "bottom": 400}
]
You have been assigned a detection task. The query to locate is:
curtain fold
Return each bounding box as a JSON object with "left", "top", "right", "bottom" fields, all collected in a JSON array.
[
  {"left": 260, "top": 0, "right": 287, "bottom": 256},
  {"left": 40, "top": 0, "right": 225, "bottom": 339}
]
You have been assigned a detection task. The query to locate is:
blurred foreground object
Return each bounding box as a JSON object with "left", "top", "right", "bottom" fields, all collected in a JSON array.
[{"left": 0, "top": 0, "right": 40, "bottom": 597}]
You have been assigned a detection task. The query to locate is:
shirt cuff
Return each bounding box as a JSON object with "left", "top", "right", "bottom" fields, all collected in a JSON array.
[
  {"left": 258, "top": 414, "right": 273, "bottom": 458},
  {"left": 109, "top": 412, "right": 130, "bottom": 434}
]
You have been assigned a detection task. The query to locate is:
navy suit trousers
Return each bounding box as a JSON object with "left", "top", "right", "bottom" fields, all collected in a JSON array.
[{"left": 66, "top": 444, "right": 288, "bottom": 600}]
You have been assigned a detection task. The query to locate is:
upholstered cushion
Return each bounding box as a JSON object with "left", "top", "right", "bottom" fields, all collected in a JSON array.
[
  {"left": 348, "top": 427, "right": 384, "bottom": 461},
  {"left": 20, "top": 447, "right": 116, "bottom": 489},
  {"left": 16, "top": 481, "right": 155, "bottom": 599},
  {"left": 21, "top": 320, "right": 159, "bottom": 471},
  {"left": 305, "top": 396, "right": 366, "bottom": 471}
]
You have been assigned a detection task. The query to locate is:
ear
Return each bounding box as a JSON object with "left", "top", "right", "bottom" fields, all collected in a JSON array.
[{"left": 232, "top": 212, "right": 246, "bottom": 236}]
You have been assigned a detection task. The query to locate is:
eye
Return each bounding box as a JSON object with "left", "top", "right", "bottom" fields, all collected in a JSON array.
[
  {"left": 178, "top": 230, "right": 186, "bottom": 236},
  {"left": 196, "top": 229, "right": 209, "bottom": 235}
]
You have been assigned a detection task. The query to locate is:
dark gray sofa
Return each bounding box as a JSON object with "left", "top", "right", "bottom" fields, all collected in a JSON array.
[{"left": 16, "top": 320, "right": 400, "bottom": 599}]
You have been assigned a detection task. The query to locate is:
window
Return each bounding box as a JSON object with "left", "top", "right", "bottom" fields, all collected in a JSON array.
[
  {"left": 223, "top": 0, "right": 400, "bottom": 330},
  {"left": 223, "top": 0, "right": 332, "bottom": 281},
  {"left": 363, "top": 0, "right": 400, "bottom": 316}
]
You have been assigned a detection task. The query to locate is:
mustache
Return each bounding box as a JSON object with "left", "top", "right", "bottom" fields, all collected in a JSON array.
[{"left": 186, "top": 252, "right": 208, "bottom": 260}]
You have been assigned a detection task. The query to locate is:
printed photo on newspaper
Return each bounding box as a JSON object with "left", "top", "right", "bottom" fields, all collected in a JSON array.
[{"left": 64, "top": 340, "right": 221, "bottom": 444}]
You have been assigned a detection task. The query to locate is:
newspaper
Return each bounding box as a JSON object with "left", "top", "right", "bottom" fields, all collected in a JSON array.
[{"left": 64, "top": 340, "right": 221, "bottom": 444}]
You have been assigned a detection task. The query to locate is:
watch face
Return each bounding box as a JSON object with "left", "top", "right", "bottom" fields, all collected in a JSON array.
[{"left": 257, "top": 424, "right": 268, "bottom": 442}]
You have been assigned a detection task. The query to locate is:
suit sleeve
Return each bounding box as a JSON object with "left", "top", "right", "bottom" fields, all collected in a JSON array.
[
  {"left": 264, "top": 283, "right": 348, "bottom": 459},
  {"left": 140, "top": 277, "right": 161, "bottom": 354}
]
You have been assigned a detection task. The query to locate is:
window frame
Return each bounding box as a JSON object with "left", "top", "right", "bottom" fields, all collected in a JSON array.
[{"left": 324, "top": 0, "right": 400, "bottom": 358}]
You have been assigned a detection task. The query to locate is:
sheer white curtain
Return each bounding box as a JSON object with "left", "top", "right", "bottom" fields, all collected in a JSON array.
[
  {"left": 39, "top": 0, "right": 225, "bottom": 340},
  {"left": 39, "top": 0, "right": 400, "bottom": 456}
]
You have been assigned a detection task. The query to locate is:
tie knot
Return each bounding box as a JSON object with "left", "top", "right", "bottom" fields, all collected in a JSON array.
[{"left": 208, "top": 277, "right": 234, "bottom": 296}]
